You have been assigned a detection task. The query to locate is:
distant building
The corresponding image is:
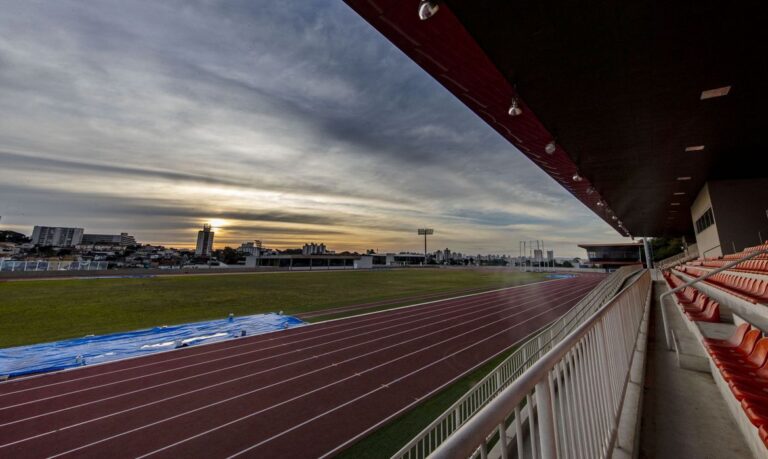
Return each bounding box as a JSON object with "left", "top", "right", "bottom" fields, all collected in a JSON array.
[
  {"left": 81, "top": 232, "right": 137, "bottom": 246},
  {"left": 238, "top": 241, "right": 262, "bottom": 256},
  {"left": 195, "top": 224, "right": 214, "bottom": 257},
  {"left": 547, "top": 250, "right": 554, "bottom": 262},
  {"left": 31, "top": 226, "right": 84, "bottom": 247},
  {"left": 302, "top": 243, "right": 328, "bottom": 255},
  {"left": 578, "top": 242, "right": 643, "bottom": 269},
  {"left": 0, "top": 242, "right": 19, "bottom": 257}
]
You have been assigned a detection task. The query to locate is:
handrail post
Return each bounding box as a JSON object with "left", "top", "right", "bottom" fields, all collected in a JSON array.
[
  {"left": 534, "top": 379, "right": 557, "bottom": 459},
  {"left": 659, "top": 248, "right": 768, "bottom": 350}
]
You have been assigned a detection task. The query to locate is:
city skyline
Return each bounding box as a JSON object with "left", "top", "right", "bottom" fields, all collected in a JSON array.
[{"left": 0, "top": 0, "right": 628, "bottom": 258}]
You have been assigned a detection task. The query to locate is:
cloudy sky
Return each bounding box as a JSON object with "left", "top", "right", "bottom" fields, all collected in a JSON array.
[{"left": 0, "top": 0, "right": 625, "bottom": 256}]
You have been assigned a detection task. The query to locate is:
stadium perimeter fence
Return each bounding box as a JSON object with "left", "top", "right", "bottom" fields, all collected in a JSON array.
[{"left": 0, "top": 260, "right": 109, "bottom": 272}]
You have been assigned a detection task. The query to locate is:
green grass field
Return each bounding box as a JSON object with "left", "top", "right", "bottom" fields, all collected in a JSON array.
[{"left": 0, "top": 268, "right": 546, "bottom": 348}]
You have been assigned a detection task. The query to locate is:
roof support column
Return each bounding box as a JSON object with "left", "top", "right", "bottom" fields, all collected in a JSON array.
[{"left": 642, "top": 238, "right": 653, "bottom": 269}]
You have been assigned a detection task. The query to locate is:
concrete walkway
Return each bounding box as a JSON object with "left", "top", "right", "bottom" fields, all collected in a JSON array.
[{"left": 639, "top": 281, "right": 754, "bottom": 459}]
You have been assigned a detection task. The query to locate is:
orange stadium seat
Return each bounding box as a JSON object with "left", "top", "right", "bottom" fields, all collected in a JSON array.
[
  {"left": 704, "top": 323, "right": 751, "bottom": 349},
  {"left": 741, "top": 399, "right": 768, "bottom": 428},
  {"left": 708, "top": 329, "right": 762, "bottom": 360},
  {"left": 685, "top": 300, "right": 720, "bottom": 322},
  {"left": 714, "top": 337, "right": 768, "bottom": 372},
  {"left": 682, "top": 295, "right": 711, "bottom": 313},
  {"left": 675, "top": 286, "right": 699, "bottom": 304},
  {"left": 728, "top": 372, "right": 768, "bottom": 402},
  {"left": 761, "top": 426, "right": 768, "bottom": 448}
]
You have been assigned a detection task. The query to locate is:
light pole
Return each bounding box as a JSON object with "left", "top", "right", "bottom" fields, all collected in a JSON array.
[{"left": 417, "top": 228, "right": 434, "bottom": 265}]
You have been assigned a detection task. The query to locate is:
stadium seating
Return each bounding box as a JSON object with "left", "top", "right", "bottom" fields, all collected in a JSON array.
[
  {"left": 675, "top": 266, "right": 768, "bottom": 304},
  {"left": 692, "top": 259, "right": 768, "bottom": 274},
  {"left": 667, "top": 255, "right": 768, "bottom": 450},
  {"left": 663, "top": 271, "right": 722, "bottom": 323},
  {"left": 713, "top": 337, "right": 768, "bottom": 372},
  {"left": 697, "top": 321, "right": 768, "bottom": 449},
  {"left": 703, "top": 322, "right": 751, "bottom": 348},
  {"left": 675, "top": 286, "right": 700, "bottom": 304},
  {"left": 706, "top": 329, "right": 761, "bottom": 359},
  {"left": 685, "top": 300, "right": 720, "bottom": 322}
]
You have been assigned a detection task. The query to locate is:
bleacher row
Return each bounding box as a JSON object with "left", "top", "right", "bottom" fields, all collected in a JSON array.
[
  {"left": 702, "top": 323, "right": 768, "bottom": 447},
  {"left": 664, "top": 272, "right": 720, "bottom": 322},
  {"left": 677, "top": 266, "right": 768, "bottom": 304},
  {"left": 663, "top": 242, "right": 768, "bottom": 452}
]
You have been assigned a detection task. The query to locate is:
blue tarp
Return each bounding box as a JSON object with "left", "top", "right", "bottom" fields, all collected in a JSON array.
[
  {"left": 546, "top": 273, "right": 576, "bottom": 279},
  {"left": 0, "top": 313, "right": 305, "bottom": 378}
]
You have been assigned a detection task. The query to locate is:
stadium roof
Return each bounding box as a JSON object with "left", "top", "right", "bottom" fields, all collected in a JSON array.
[
  {"left": 577, "top": 242, "right": 643, "bottom": 249},
  {"left": 344, "top": 1, "right": 765, "bottom": 237}
]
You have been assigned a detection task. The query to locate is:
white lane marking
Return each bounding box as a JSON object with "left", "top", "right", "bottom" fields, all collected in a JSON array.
[
  {"left": 0, "top": 281, "right": 581, "bottom": 427},
  {"left": 41, "top": 286, "right": 593, "bottom": 458},
  {"left": 0, "top": 279, "right": 576, "bottom": 409},
  {"left": 0, "top": 279, "right": 565, "bottom": 396},
  {"left": 148, "top": 292, "right": 587, "bottom": 459},
  {"left": 0, "top": 283, "right": 592, "bottom": 450}
]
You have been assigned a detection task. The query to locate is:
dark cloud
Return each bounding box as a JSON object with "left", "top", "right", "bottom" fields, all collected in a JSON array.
[{"left": 0, "top": 0, "right": 624, "bottom": 255}]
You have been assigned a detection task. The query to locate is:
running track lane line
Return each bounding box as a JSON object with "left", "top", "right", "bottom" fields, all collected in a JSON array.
[
  {"left": 0, "top": 278, "right": 567, "bottom": 395},
  {"left": 0, "top": 278, "right": 586, "bottom": 403},
  {"left": 0, "top": 281, "right": 592, "bottom": 429},
  {"left": 295, "top": 284, "right": 502, "bottom": 318},
  {"left": 0, "top": 279, "right": 580, "bottom": 411},
  {"left": 143, "top": 292, "right": 586, "bottom": 459},
  {"left": 0, "top": 283, "right": 596, "bottom": 450},
  {"left": 38, "top": 285, "right": 594, "bottom": 458}
]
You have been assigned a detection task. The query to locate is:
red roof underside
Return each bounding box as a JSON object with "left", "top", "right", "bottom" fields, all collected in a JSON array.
[{"left": 344, "top": 0, "right": 626, "bottom": 235}]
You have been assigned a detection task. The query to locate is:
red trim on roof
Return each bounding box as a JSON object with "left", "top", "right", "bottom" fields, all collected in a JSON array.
[{"left": 344, "top": 0, "right": 625, "bottom": 235}]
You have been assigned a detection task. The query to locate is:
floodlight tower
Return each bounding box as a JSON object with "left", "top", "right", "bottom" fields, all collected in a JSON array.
[{"left": 417, "top": 228, "right": 434, "bottom": 264}]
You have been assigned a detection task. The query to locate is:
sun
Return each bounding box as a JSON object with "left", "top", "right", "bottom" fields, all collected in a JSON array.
[{"left": 208, "top": 219, "right": 228, "bottom": 232}]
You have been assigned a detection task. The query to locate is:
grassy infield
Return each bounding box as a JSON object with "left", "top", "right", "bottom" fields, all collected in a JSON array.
[{"left": 0, "top": 268, "right": 546, "bottom": 457}]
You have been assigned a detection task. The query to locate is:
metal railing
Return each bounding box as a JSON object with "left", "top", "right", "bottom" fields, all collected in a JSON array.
[
  {"left": 393, "top": 265, "right": 642, "bottom": 459},
  {"left": 656, "top": 244, "right": 699, "bottom": 270},
  {"left": 659, "top": 247, "right": 768, "bottom": 350},
  {"left": 431, "top": 270, "right": 652, "bottom": 459},
  {"left": 0, "top": 260, "right": 109, "bottom": 272}
]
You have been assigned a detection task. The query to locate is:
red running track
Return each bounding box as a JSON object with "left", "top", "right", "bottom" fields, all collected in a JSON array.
[{"left": 0, "top": 274, "right": 603, "bottom": 458}]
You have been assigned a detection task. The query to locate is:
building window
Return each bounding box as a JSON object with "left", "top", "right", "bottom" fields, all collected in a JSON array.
[{"left": 695, "top": 208, "right": 715, "bottom": 234}]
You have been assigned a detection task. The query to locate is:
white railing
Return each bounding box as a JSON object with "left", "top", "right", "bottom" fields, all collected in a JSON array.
[
  {"left": 0, "top": 260, "right": 109, "bottom": 272},
  {"left": 431, "top": 270, "right": 652, "bottom": 459},
  {"left": 657, "top": 243, "right": 699, "bottom": 270},
  {"left": 393, "top": 265, "right": 642, "bottom": 459}
]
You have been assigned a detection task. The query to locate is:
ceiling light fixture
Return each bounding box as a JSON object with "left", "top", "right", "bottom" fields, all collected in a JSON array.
[
  {"left": 674, "top": 192, "right": 686, "bottom": 195},
  {"left": 671, "top": 202, "right": 680, "bottom": 206},
  {"left": 418, "top": 0, "right": 439, "bottom": 20},
  {"left": 677, "top": 176, "right": 692, "bottom": 181},
  {"left": 685, "top": 145, "right": 705, "bottom": 152},
  {"left": 585, "top": 186, "right": 595, "bottom": 195},
  {"left": 508, "top": 98, "right": 522, "bottom": 116},
  {"left": 700, "top": 86, "right": 731, "bottom": 100},
  {"left": 544, "top": 141, "right": 557, "bottom": 155},
  {"left": 612, "top": 215, "right": 618, "bottom": 221},
  {"left": 596, "top": 200, "right": 606, "bottom": 207},
  {"left": 572, "top": 173, "right": 583, "bottom": 182}
]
